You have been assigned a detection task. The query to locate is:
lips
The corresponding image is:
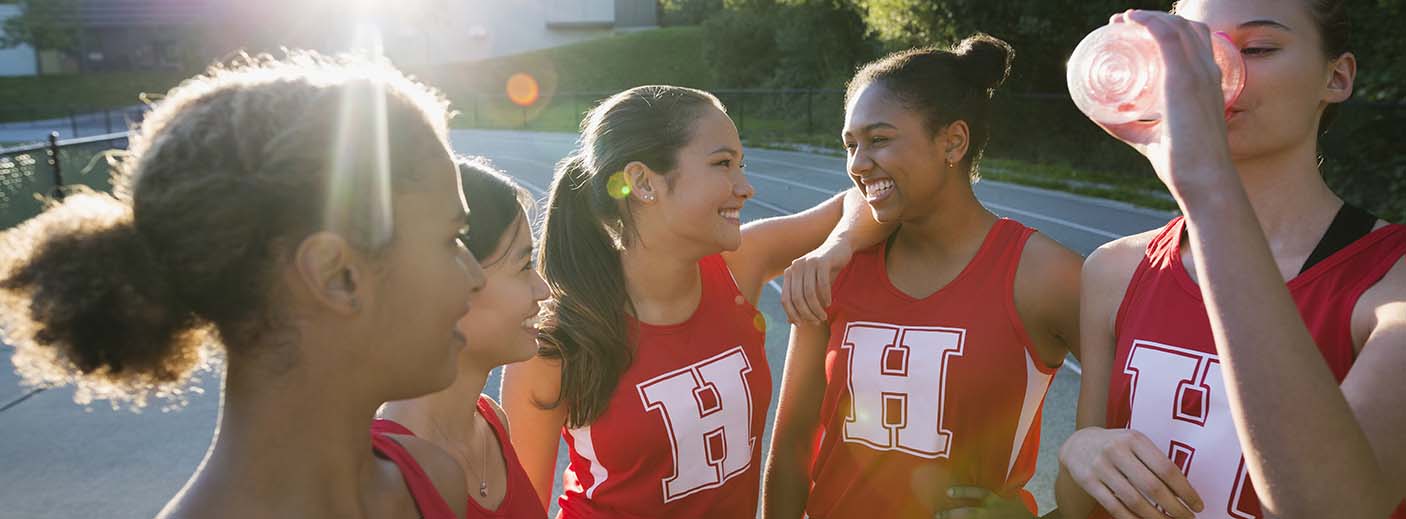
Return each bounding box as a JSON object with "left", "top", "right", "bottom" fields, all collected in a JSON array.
[
  {"left": 860, "top": 177, "right": 895, "bottom": 202},
  {"left": 718, "top": 207, "right": 741, "bottom": 221}
]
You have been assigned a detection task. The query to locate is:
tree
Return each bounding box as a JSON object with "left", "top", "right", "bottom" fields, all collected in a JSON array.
[{"left": 0, "top": 0, "right": 80, "bottom": 54}]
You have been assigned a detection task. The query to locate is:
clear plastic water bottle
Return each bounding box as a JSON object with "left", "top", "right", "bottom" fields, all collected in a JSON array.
[{"left": 1067, "top": 22, "right": 1246, "bottom": 125}]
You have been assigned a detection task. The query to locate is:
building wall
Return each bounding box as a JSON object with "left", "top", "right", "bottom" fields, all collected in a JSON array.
[
  {"left": 378, "top": 0, "right": 658, "bottom": 67},
  {"left": 0, "top": 4, "right": 39, "bottom": 77}
]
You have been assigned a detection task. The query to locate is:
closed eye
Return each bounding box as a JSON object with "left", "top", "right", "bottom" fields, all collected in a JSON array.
[{"left": 1241, "top": 47, "right": 1277, "bottom": 56}]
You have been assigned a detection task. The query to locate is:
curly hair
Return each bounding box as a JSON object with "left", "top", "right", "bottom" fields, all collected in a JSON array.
[{"left": 0, "top": 51, "right": 453, "bottom": 409}]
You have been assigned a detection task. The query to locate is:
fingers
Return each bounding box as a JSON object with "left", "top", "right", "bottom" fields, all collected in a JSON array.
[
  {"left": 1101, "top": 473, "right": 1165, "bottom": 519},
  {"left": 1131, "top": 437, "right": 1204, "bottom": 513},
  {"left": 946, "top": 486, "right": 992, "bottom": 501},
  {"left": 1086, "top": 482, "right": 1141, "bottom": 519},
  {"left": 781, "top": 264, "right": 800, "bottom": 323},
  {"left": 936, "top": 509, "right": 985, "bottom": 519},
  {"left": 1109, "top": 449, "right": 1193, "bottom": 518},
  {"left": 803, "top": 260, "right": 826, "bottom": 321}
]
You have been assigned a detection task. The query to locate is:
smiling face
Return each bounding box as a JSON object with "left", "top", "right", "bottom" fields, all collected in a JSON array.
[
  {"left": 640, "top": 105, "right": 754, "bottom": 254},
  {"left": 842, "top": 83, "right": 960, "bottom": 224},
  {"left": 455, "top": 211, "right": 549, "bottom": 368},
  {"left": 1176, "top": 0, "right": 1354, "bottom": 161}
]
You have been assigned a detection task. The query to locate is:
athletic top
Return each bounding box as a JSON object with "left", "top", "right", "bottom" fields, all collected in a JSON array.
[
  {"left": 373, "top": 395, "right": 548, "bottom": 518},
  {"left": 807, "top": 218, "right": 1057, "bottom": 518},
  {"left": 371, "top": 420, "right": 458, "bottom": 519},
  {"left": 1099, "top": 216, "right": 1406, "bottom": 519},
  {"left": 557, "top": 254, "right": 772, "bottom": 518}
]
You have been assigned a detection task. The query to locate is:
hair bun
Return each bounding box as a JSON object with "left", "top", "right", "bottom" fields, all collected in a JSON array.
[{"left": 955, "top": 33, "right": 1014, "bottom": 91}]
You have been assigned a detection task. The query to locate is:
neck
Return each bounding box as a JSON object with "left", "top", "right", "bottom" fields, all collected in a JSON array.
[
  {"left": 380, "top": 362, "right": 490, "bottom": 443},
  {"left": 187, "top": 355, "right": 386, "bottom": 517},
  {"left": 1228, "top": 138, "right": 1341, "bottom": 252},
  {"left": 892, "top": 178, "right": 998, "bottom": 260},
  {"left": 620, "top": 242, "right": 702, "bottom": 325}
]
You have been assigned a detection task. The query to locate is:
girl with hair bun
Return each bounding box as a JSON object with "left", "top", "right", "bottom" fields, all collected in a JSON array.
[
  {"left": 762, "top": 34, "right": 1082, "bottom": 518},
  {"left": 0, "top": 53, "right": 482, "bottom": 518}
]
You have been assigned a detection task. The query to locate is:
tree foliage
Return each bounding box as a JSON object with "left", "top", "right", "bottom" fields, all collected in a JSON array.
[{"left": 0, "top": 0, "right": 80, "bottom": 54}]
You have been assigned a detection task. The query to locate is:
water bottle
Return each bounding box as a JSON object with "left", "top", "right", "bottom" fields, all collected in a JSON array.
[{"left": 1067, "top": 21, "right": 1245, "bottom": 125}]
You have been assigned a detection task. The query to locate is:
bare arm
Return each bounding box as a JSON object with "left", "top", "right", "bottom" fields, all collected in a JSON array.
[
  {"left": 1107, "top": 11, "right": 1401, "bottom": 516},
  {"left": 500, "top": 355, "right": 568, "bottom": 512},
  {"left": 725, "top": 188, "right": 891, "bottom": 308},
  {"left": 1055, "top": 237, "right": 1203, "bottom": 519},
  {"left": 761, "top": 322, "right": 831, "bottom": 519}
]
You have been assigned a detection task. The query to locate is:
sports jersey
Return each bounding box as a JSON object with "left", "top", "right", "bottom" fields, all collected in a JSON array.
[
  {"left": 1099, "top": 216, "right": 1406, "bottom": 519},
  {"left": 374, "top": 395, "right": 548, "bottom": 518},
  {"left": 807, "top": 218, "right": 1057, "bottom": 518},
  {"left": 557, "top": 253, "right": 772, "bottom": 518}
]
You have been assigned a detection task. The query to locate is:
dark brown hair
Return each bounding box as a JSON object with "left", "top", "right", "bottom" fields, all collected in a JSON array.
[
  {"left": 846, "top": 33, "right": 1013, "bottom": 181},
  {"left": 0, "top": 52, "right": 451, "bottom": 408},
  {"left": 456, "top": 156, "right": 534, "bottom": 266},
  {"left": 538, "top": 85, "right": 724, "bottom": 427}
]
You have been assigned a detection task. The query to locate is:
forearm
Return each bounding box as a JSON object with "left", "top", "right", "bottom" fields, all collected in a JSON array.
[
  {"left": 824, "top": 188, "right": 890, "bottom": 249},
  {"left": 1054, "top": 464, "right": 1096, "bottom": 519},
  {"left": 761, "top": 436, "right": 813, "bottom": 519},
  {"left": 1178, "top": 179, "right": 1393, "bottom": 515}
]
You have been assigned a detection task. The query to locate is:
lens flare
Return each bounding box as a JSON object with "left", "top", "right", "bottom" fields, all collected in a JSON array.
[
  {"left": 506, "top": 73, "right": 541, "bottom": 107},
  {"left": 606, "top": 171, "right": 631, "bottom": 199}
]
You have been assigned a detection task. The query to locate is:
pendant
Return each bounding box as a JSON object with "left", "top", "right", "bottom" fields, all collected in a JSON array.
[{"left": 479, "top": 481, "right": 488, "bottom": 497}]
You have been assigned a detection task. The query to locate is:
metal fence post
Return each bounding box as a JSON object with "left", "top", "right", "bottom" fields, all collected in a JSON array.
[
  {"left": 104, "top": 109, "right": 113, "bottom": 134},
  {"left": 68, "top": 107, "right": 79, "bottom": 138},
  {"left": 806, "top": 89, "right": 814, "bottom": 136},
  {"left": 47, "top": 132, "right": 65, "bottom": 200},
  {"left": 737, "top": 94, "right": 746, "bottom": 137}
]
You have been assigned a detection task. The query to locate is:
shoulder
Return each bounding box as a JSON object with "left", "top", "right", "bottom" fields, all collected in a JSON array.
[
  {"left": 479, "top": 393, "right": 511, "bottom": 435},
  {"left": 391, "top": 435, "right": 470, "bottom": 518},
  {"left": 1084, "top": 227, "right": 1161, "bottom": 291},
  {"left": 1354, "top": 241, "right": 1406, "bottom": 347},
  {"left": 1015, "top": 231, "right": 1084, "bottom": 289}
]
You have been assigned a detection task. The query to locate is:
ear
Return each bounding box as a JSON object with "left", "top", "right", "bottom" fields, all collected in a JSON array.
[
  {"left": 1324, "top": 52, "right": 1356, "bottom": 104},
  {"left": 938, "top": 120, "right": 971, "bottom": 166},
  {"left": 292, "top": 232, "right": 364, "bottom": 316},
  {"left": 623, "top": 160, "right": 659, "bottom": 204}
]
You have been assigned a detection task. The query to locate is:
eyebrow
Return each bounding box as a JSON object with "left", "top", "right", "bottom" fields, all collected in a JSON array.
[
  {"left": 1238, "top": 19, "right": 1292, "bottom": 32},
  {"left": 843, "top": 122, "right": 897, "bottom": 138},
  {"left": 515, "top": 242, "right": 534, "bottom": 262},
  {"left": 709, "top": 146, "right": 741, "bottom": 157}
]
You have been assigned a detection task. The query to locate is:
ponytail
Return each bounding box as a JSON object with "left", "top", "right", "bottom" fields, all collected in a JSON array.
[{"left": 538, "top": 154, "right": 634, "bottom": 428}]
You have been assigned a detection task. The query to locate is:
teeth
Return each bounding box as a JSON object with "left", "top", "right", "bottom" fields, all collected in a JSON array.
[
  {"left": 719, "top": 208, "right": 740, "bottom": 219},
  {"left": 864, "top": 179, "right": 895, "bottom": 198}
]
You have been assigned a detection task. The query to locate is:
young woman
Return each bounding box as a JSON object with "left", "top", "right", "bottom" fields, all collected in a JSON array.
[
  {"left": 378, "top": 157, "right": 550, "bottom": 518},
  {"left": 0, "top": 53, "right": 481, "bottom": 519},
  {"left": 500, "top": 85, "right": 887, "bottom": 517},
  {"left": 1057, "top": 2, "right": 1406, "bottom": 518},
  {"left": 761, "top": 35, "right": 1083, "bottom": 519}
]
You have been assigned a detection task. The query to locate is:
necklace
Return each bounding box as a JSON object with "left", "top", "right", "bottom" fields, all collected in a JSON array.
[{"left": 433, "top": 412, "right": 491, "bottom": 498}]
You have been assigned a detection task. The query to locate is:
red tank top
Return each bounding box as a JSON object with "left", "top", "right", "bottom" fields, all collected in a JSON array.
[
  {"left": 557, "top": 254, "right": 771, "bottom": 518},
  {"left": 373, "top": 396, "right": 548, "bottom": 519},
  {"left": 807, "top": 218, "right": 1057, "bottom": 518},
  {"left": 370, "top": 420, "right": 457, "bottom": 519},
  {"left": 1100, "top": 217, "right": 1406, "bottom": 519}
]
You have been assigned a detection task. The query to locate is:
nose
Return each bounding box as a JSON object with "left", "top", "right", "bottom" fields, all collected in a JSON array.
[
  {"left": 460, "top": 250, "right": 487, "bottom": 295},
  {"left": 530, "top": 269, "right": 550, "bottom": 303},
  {"left": 734, "top": 174, "right": 754, "bottom": 200},
  {"left": 848, "top": 148, "right": 873, "bottom": 178}
]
